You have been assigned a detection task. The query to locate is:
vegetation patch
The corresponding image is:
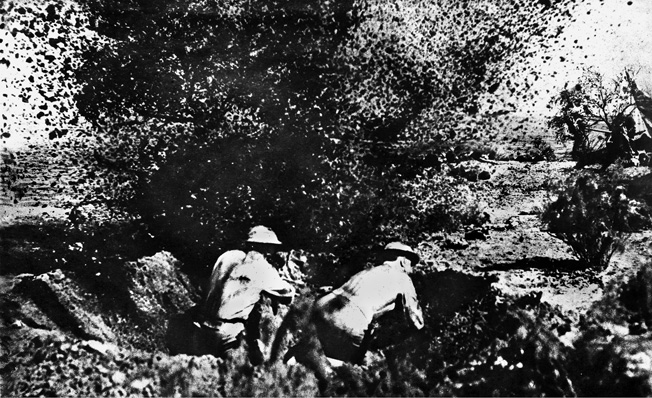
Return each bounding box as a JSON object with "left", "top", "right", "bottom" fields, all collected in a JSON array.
[{"left": 542, "top": 167, "right": 652, "bottom": 269}]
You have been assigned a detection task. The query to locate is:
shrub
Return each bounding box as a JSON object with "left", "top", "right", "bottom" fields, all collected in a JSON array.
[
  {"left": 373, "top": 170, "right": 486, "bottom": 241},
  {"left": 542, "top": 168, "right": 648, "bottom": 269},
  {"left": 548, "top": 68, "right": 636, "bottom": 162},
  {"left": 3, "top": 334, "right": 319, "bottom": 397},
  {"left": 414, "top": 273, "right": 575, "bottom": 397},
  {"left": 571, "top": 259, "right": 652, "bottom": 396},
  {"left": 528, "top": 135, "right": 557, "bottom": 162},
  {"left": 625, "top": 261, "right": 652, "bottom": 326}
]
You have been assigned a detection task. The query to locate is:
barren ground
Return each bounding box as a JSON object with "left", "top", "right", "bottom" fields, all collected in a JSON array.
[
  {"left": 417, "top": 159, "right": 652, "bottom": 324},
  {"left": 1, "top": 143, "right": 651, "bottom": 352},
  {"left": 3, "top": 157, "right": 651, "bottom": 318}
]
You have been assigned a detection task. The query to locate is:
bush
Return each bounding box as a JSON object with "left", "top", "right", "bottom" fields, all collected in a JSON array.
[
  {"left": 571, "top": 259, "right": 652, "bottom": 396},
  {"left": 528, "top": 135, "right": 557, "bottom": 162},
  {"left": 373, "top": 169, "right": 486, "bottom": 240},
  {"left": 542, "top": 168, "right": 649, "bottom": 269},
  {"left": 548, "top": 68, "right": 635, "bottom": 162},
  {"left": 2, "top": 334, "right": 319, "bottom": 397}
]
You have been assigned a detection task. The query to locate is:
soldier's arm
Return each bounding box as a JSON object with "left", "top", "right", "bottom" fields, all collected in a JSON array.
[
  {"left": 260, "top": 263, "right": 296, "bottom": 305},
  {"left": 403, "top": 278, "right": 425, "bottom": 330}
]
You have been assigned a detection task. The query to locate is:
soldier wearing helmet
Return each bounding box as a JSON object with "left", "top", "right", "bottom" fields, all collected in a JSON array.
[
  {"left": 166, "top": 226, "right": 295, "bottom": 363},
  {"left": 282, "top": 242, "right": 424, "bottom": 391}
]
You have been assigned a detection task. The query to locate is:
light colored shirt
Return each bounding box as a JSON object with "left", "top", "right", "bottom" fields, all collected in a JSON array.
[
  {"left": 320, "top": 260, "right": 424, "bottom": 332},
  {"left": 203, "top": 250, "right": 295, "bottom": 322}
]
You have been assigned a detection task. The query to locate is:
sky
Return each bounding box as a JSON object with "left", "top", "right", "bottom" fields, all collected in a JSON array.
[
  {"left": 1, "top": 0, "right": 651, "bottom": 150},
  {"left": 522, "top": 0, "right": 652, "bottom": 115},
  {"left": 569, "top": 0, "right": 652, "bottom": 81}
]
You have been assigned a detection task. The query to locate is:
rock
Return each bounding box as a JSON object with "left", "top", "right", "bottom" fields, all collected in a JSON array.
[
  {"left": 6, "top": 251, "right": 198, "bottom": 350},
  {"left": 488, "top": 222, "right": 508, "bottom": 231},
  {"left": 478, "top": 170, "right": 492, "bottom": 180},
  {"left": 481, "top": 211, "right": 491, "bottom": 223},
  {"left": 111, "top": 371, "right": 127, "bottom": 385},
  {"left": 446, "top": 150, "right": 459, "bottom": 163},
  {"left": 10, "top": 319, "right": 26, "bottom": 328},
  {"left": 443, "top": 236, "right": 469, "bottom": 250},
  {"left": 465, "top": 229, "right": 488, "bottom": 241},
  {"left": 507, "top": 217, "right": 520, "bottom": 229},
  {"left": 449, "top": 161, "right": 493, "bottom": 182},
  {"left": 465, "top": 170, "right": 478, "bottom": 182},
  {"left": 130, "top": 378, "right": 152, "bottom": 390},
  {"left": 630, "top": 322, "right": 648, "bottom": 335},
  {"left": 123, "top": 251, "right": 197, "bottom": 321},
  {"left": 427, "top": 232, "right": 445, "bottom": 241},
  {"left": 81, "top": 339, "right": 118, "bottom": 356},
  {"left": 625, "top": 351, "right": 652, "bottom": 378},
  {"left": 15, "top": 269, "right": 116, "bottom": 342}
]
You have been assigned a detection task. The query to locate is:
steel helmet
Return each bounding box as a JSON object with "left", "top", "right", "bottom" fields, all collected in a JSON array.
[
  {"left": 247, "top": 225, "right": 282, "bottom": 245},
  {"left": 384, "top": 242, "right": 420, "bottom": 264}
]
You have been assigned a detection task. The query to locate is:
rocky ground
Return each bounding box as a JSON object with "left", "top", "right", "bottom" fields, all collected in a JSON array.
[
  {"left": 422, "top": 160, "right": 652, "bottom": 313},
  {"left": 1, "top": 142, "right": 652, "bottom": 395},
  {"left": 416, "top": 159, "right": 652, "bottom": 346}
]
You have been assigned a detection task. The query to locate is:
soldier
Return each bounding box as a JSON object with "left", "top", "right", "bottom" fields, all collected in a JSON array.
[
  {"left": 283, "top": 242, "right": 424, "bottom": 391},
  {"left": 166, "top": 226, "right": 295, "bottom": 364}
]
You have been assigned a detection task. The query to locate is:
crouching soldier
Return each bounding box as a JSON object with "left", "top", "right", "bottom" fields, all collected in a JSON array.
[
  {"left": 166, "top": 226, "right": 295, "bottom": 364},
  {"left": 283, "top": 242, "right": 424, "bottom": 391}
]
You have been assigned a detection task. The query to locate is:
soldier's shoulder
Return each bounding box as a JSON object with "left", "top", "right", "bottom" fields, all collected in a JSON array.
[
  {"left": 217, "top": 249, "right": 247, "bottom": 263},
  {"left": 242, "top": 251, "right": 274, "bottom": 269}
]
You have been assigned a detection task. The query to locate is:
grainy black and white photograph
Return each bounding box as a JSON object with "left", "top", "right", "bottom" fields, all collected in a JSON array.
[{"left": 1, "top": 0, "right": 651, "bottom": 396}]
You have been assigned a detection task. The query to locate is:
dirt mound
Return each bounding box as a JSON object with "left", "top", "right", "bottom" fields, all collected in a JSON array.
[
  {"left": 1, "top": 251, "right": 198, "bottom": 352},
  {"left": 14, "top": 270, "right": 116, "bottom": 342},
  {"left": 0, "top": 248, "right": 319, "bottom": 397}
]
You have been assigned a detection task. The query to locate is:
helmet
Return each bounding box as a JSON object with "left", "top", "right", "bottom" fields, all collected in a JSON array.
[
  {"left": 247, "top": 225, "right": 282, "bottom": 245},
  {"left": 384, "top": 242, "right": 420, "bottom": 264}
]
